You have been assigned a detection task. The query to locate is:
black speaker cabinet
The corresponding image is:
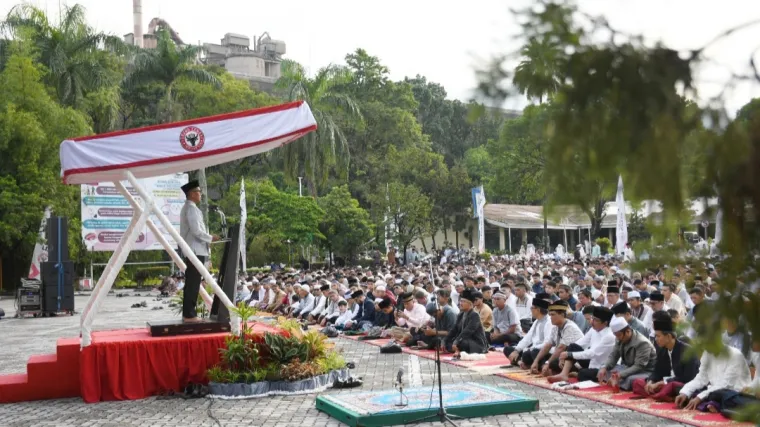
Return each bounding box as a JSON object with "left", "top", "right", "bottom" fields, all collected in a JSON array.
[
  {"left": 46, "top": 216, "right": 69, "bottom": 263},
  {"left": 40, "top": 261, "right": 75, "bottom": 312}
]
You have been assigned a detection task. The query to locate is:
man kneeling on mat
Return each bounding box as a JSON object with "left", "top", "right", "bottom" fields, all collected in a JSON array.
[
  {"left": 596, "top": 316, "right": 657, "bottom": 390},
  {"left": 444, "top": 289, "right": 489, "bottom": 357},
  {"left": 546, "top": 306, "right": 616, "bottom": 383},
  {"left": 631, "top": 313, "right": 700, "bottom": 401}
]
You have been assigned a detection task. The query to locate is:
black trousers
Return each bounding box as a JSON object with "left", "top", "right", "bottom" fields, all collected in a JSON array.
[
  {"left": 520, "top": 348, "right": 550, "bottom": 367},
  {"left": 182, "top": 256, "right": 206, "bottom": 319},
  {"left": 488, "top": 332, "right": 522, "bottom": 346},
  {"left": 548, "top": 343, "right": 589, "bottom": 372}
]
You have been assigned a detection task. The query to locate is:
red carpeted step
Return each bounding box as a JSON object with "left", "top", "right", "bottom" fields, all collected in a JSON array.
[
  {"left": 0, "top": 374, "right": 31, "bottom": 403},
  {"left": 26, "top": 354, "right": 59, "bottom": 384},
  {"left": 0, "top": 337, "right": 82, "bottom": 403}
]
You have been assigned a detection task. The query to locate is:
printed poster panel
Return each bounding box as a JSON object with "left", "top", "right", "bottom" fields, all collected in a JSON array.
[{"left": 81, "top": 173, "right": 188, "bottom": 251}]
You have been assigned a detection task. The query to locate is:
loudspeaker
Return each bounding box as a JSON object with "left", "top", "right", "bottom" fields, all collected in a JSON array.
[
  {"left": 41, "top": 261, "right": 75, "bottom": 285},
  {"left": 43, "top": 285, "right": 74, "bottom": 312},
  {"left": 210, "top": 224, "right": 240, "bottom": 324},
  {"left": 46, "top": 216, "right": 69, "bottom": 263},
  {"left": 40, "top": 261, "right": 75, "bottom": 312}
]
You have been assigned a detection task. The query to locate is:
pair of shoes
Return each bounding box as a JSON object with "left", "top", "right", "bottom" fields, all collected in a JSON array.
[
  {"left": 332, "top": 376, "right": 363, "bottom": 389},
  {"left": 151, "top": 306, "right": 163, "bottom": 310},
  {"left": 183, "top": 382, "right": 208, "bottom": 398},
  {"left": 131, "top": 303, "right": 142, "bottom": 308},
  {"left": 346, "top": 362, "right": 356, "bottom": 369}
]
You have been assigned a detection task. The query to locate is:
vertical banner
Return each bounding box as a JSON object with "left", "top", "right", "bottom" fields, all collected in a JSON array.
[
  {"left": 28, "top": 207, "right": 52, "bottom": 279},
  {"left": 473, "top": 186, "right": 486, "bottom": 253},
  {"left": 239, "top": 178, "right": 247, "bottom": 272},
  {"left": 81, "top": 173, "right": 188, "bottom": 251},
  {"left": 615, "top": 176, "right": 628, "bottom": 255}
]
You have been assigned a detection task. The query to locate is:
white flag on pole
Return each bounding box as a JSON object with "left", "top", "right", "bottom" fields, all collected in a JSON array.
[
  {"left": 28, "top": 207, "right": 52, "bottom": 280},
  {"left": 476, "top": 186, "right": 486, "bottom": 253},
  {"left": 615, "top": 176, "right": 628, "bottom": 255},
  {"left": 239, "top": 178, "right": 247, "bottom": 272}
]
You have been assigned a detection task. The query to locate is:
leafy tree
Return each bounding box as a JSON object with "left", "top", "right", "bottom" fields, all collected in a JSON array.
[
  {"left": 275, "top": 59, "right": 362, "bottom": 193},
  {"left": 2, "top": 4, "right": 126, "bottom": 107},
  {"left": 371, "top": 182, "right": 431, "bottom": 264},
  {"left": 122, "top": 29, "right": 220, "bottom": 121},
  {"left": 0, "top": 53, "right": 91, "bottom": 288},
  {"left": 479, "top": 5, "right": 760, "bottom": 421},
  {"left": 317, "top": 185, "right": 373, "bottom": 264},
  {"left": 219, "top": 180, "right": 324, "bottom": 267}
]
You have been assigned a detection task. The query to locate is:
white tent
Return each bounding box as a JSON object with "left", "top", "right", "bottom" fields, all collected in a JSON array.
[{"left": 61, "top": 101, "right": 317, "bottom": 345}]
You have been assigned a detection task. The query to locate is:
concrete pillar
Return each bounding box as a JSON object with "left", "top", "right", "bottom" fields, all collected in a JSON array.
[
  {"left": 521, "top": 229, "right": 528, "bottom": 245},
  {"left": 499, "top": 228, "right": 506, "bottom": 251}
]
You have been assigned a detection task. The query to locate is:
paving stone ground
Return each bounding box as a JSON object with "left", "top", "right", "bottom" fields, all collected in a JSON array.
[{"left": 0, "top": 291, "right": 688, "bottom": 427}]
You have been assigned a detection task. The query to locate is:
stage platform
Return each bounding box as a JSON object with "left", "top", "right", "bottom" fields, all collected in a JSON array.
[
  {"left": 0, "top": 322, "right": 282, "bottom": 404},
  {"left": 316, "top": 382, "right": 538, "bottom": 427}
]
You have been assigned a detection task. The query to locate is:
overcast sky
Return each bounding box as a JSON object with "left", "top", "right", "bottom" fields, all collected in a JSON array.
[{"left": 3, "top": 0, "right": 760, "bottom": 113}]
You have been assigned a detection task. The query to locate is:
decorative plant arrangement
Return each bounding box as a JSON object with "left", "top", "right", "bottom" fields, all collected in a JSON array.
[{"left": 205, "top": 303, "right": 348, "bottom": 397}]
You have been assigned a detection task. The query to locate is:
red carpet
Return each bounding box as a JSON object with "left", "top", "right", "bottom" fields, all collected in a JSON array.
[
  {"left": 0, "top": 322, "right": 283, "bottom": 404},
  {"left": 495, "top": 371, "right": 753, "bottom": 427},
  {"left": 341, "top": 335, "right": 752, "bottom": 427}
]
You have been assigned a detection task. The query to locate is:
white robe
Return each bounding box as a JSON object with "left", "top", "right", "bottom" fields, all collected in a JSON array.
[{"left": 680, "top": 346, "right": 752, "bottom": 400}]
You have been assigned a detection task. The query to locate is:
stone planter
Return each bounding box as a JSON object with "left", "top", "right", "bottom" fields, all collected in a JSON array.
[{"left": 208, "top": 368, "right": 350, "bottom": 399}]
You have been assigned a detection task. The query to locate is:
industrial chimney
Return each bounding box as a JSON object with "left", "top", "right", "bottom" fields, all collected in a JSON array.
[{"left": 133, "top": 0, "right": 143, "bottom": 48}]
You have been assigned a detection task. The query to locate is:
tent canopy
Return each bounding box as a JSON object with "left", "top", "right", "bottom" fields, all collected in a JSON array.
[{"left": 60, "top": 101, "right": 317, "bottom": 184}]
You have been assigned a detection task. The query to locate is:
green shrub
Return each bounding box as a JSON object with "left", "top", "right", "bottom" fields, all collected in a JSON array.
[{"left": 596, "top": 237, "right": 613, "bottom": 254}]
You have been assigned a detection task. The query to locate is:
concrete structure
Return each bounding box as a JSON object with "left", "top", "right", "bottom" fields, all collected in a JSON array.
[
  {"left": 412, "top": 199, "right": 719, "bottom": 254},
  {"left": 203, "top": 32, "right": 286, "bottom": 93},
  {"left": 132, "top": 0, "right": 143, "bottom": 48}
]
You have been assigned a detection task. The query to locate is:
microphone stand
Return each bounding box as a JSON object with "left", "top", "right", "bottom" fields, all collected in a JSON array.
[
  {"left": 407, "top": 297, "right": 459, "bottom": 426},
  {"left": 395, "top": 370, "right": 407, "bottom": 407}
]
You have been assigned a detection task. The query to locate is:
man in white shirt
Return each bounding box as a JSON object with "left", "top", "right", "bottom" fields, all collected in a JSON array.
[
  {"left": 395, "top": 292, "right": 431, "bottom": 330},
  {"left": 513, "top": 283, "right": 533, "bottom": 321},
  {"left": 291, "top": 285, "right": 315, "bottom": 319},
  {"left": 504, "top": 297, "right": 551, "bottom": 368},
  {"left": 547, "top": 306, "right": 616, "bottom": 383},
  {"left": 662, "top": 283, "right": 686, "bottom": 317},
  {"left": 307, "top": 284, "right": 330, "bottom": 322},
  {"left": 319, "top": 290, "right": 342, "bottom": 326},
  {"left": 675, "top": 345, "right": 752, "bottom": 411}
]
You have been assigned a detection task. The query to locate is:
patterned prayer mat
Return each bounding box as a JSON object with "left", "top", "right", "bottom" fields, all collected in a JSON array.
[
  {"left": 316, "top": 382, "right": 538, "bottom": 427},
  {"left": 496, "top": 371, "right": 754, "bottom": 427}
]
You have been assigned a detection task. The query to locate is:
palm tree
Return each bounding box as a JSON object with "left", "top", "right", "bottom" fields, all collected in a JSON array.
[
  {"left": 513, "top": 37, "right": 564, "bottom": 251},
  {"left": 1, "top": 4, "right": 125, "bottom": 107},
  {"left": 122, "top": 29, "right": 220, "bottom": 122},
  {"left": 122, "top": 28, "right": 221, "bottom": 223},
  {"left": 512, "top": 36, "right": 564, "bottom": 104},
  {"left": 275, "top": 59, "right": 362, "bottom": 195}
]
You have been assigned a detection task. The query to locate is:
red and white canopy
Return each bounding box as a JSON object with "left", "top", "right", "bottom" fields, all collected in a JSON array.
[{"left": 61, "top": 101, "right": 317, "bottom": 184}]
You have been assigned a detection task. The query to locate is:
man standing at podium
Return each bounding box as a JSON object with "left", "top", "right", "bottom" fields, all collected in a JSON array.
[{"left": 180, "top": 180, "right": 218, "bottom": 323}]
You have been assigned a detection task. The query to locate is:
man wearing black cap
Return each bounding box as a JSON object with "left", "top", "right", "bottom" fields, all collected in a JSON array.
[
  {"left": 505, "top": 296, "right": 552, "bottom": 368},
  {"left": 612, "top": 302, "right": 651, "bottom": 337},
  {"left": 604, "top": 284, "right": 621, "bottom": 308},
  {"left": 179, "top": 180, "right": 219, "bottom": 323},
  {"left": 345, "top": 290, "right": 375, "bottom": 331},
  {"left": 546, "top": 306, "right": 616, "bottom": 383},
  {"left": 631, "top": 313, "right": 699, "bottom": 401},
  {"left": 444, "top": 290, "right": 488, "bottom": 356}
]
